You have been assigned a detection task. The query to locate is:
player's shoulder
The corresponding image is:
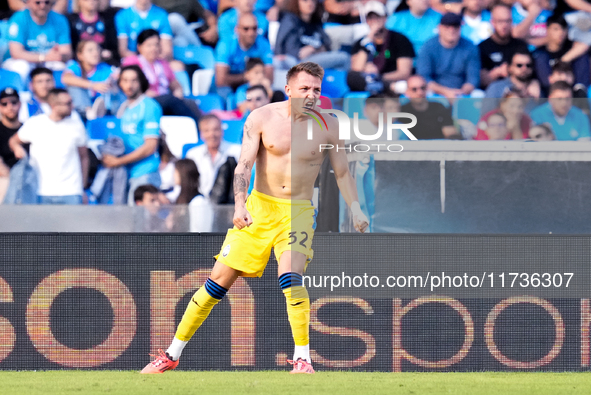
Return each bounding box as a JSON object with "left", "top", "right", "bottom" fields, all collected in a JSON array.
[{"left": 250, "top": 101, "right": 285, "bottom": 121}]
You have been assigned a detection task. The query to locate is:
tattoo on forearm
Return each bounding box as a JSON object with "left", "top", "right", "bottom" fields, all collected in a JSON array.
[
  {"left": 244, "top": 118, "right": 253, "bottom": 140},
  {"left": 234, "top": 173, "right": 248, "bottom": 196},
  {"left": 241, "top": 159, "right": 251, "bottom": 172}
]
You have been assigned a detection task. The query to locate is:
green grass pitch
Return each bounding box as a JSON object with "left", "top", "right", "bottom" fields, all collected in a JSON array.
[{"left": 1, "top": 371, "right": 591, "bottom": 395}]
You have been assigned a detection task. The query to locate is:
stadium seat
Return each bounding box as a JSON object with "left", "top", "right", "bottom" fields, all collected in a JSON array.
[
  {"left": 191, "top": 69, "right": 215, "bottom": 96},
  {"left": 321, "top": 69, "right": 349, "bottom": 98},
  {"left": 272, "top": 69, "right": 288, "bottom": 91},
  {"left": 343, "top": 91, "right": 370, "bottom": 118},
  {"left": 193, "top": 93, "right": 225, "bottom": 112},
  {"left": 0, "top": 69, "right": 23, "bottom": 92},
  {"left": 182, "top": 141, "right": 204, "bottom": 158},
  {"left": 160, "top": 116, "right": 199, "bottom": 159},
  {"left": 173, "top": 46, "right": 215, "bottom": 69},
  {"left": 53, "top": 70, "right": 64, "bottom": 88},
  {"left": 221, "top": 120, "right": 245, "bottom": 144},
  {"left": 453, "top": 98, "right": 482, "bottom": 125},
  {"left": 86, "top": 116, "right": 121, "bottom": 140},
  {"left": 226, "top": 92, "right": 237, "bottom": 111},
  {"left": 174, "top": 70, "right": 191, "bottom": 97}
]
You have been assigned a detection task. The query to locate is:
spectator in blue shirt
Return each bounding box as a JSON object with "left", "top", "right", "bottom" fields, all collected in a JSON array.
[
  {"left": 385, "top": 0, "right": 441, "bottom": 55},
  {"left": 530, "top": 81, "right": 591, "bottom": 141},
  {"left": 512, "top": 0, "right": 551, "bottom": 49},
  {"left": 417, "top": 13, "right": 481, "bottom": 99},
  {"left": 62, "top": 40, "right": 120, "bottom": 120},
  {"left": 215, "top": 13, "right": 273, "bottom": 91},
  {"left": 115, "top": 0, "right": 173, "bottom": 61},
  {"left": 104, "top": 65, "right": 163, "bottom": 205},
  {"left": 461, "top": 0, "right": 492, "bottom": 45},
  {"left": 274, "top": 0, "right": 350, "bottom": 71},
  {"left": 218, "top": 0, "right": 269, "bottom": 42},
  {"left": 3, "top": 0, "right": 72, "bottom": 83}
]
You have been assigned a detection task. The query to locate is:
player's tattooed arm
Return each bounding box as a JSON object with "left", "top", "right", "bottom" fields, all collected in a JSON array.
[{"left": 234, "top": 112, "right": 261, "bottom": 206}]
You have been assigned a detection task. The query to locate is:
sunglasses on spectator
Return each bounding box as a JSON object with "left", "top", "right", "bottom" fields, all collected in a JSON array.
[
  {"left": 240, "top": 26, "right": 258, "bottom": 32},
  {"left": 410, "top": 85, "right": 427, "bottom": 92},
  {"left": 35, "top": 1, "right": 51, "bottom": 5},
  {"left": 0, "top": 100, "right": 18, "bottom": 107},
  {"left": 246, "top": 96, "right": 264, "bottom": 102},
  {"left": 531, "top": 133, "right": 544, "bottom": 139},
  {"left": 515, "top": 63, "right": 532, "bottom": 69}
]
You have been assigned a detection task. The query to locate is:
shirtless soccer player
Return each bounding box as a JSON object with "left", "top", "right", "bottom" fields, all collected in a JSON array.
[{"left": 141, "top": 62, "right": 369, "bottom": 375}]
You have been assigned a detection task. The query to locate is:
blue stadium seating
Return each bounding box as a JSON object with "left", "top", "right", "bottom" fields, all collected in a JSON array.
[
  {"left": 222, "top": 120, "right": 245, "bottom": 144},
  {"left": 173, "top": 46, "right": 215, "bottom": 69},
  {"left": 87, "top": 117, "right": 121, "bottom": 140},
  {"left": 321, "top": 69, "right": 349, "bottom": 98},
  {"left": 193, "top": 93, "right": 225, "bottom": 112},
  {"left": 53, "top": 70, "right": 64, "bottom": 88},
  {"left": 226, "top": 92, "right": 237, "bottom": 111},
  {"left": 343, "top": 91, "right": 370, "bottom": 118},
  {"left": 453, "top": 98, "right": 482, "bottom": 125},
  {"left": 174, "top": 70, "right": 191, "bottom": 97},
  {"left": 0, "top": 69, "right": 23, "bottom": 92}
]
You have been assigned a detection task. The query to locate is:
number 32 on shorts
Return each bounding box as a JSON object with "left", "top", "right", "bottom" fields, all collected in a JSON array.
[{"left": 288, "top": 231, "right": 309, "bottom": 248}]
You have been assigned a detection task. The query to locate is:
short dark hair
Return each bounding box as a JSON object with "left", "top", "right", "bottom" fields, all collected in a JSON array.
[
  {"left": 546, "top": 14, "right": 568, "bottom": 29},
  {"left": 549, "top": 80, "right": 573, "bottom": 96},
  {"left": 137, "top": 28, "right": 160, "bottom": 49},
  {"left": 510, "top": 50, "right": 533, "bottom": 65},
  {"left": 245, "top": 57, "right": 264, "bottom": 72},
  {"left": 119, "top": 65, "right": 150, "bottom": 93},
  {"left": 198, "top": 113, "right": 222, "bottom": 127},
  {"left": 551, "top": 60, "right": 573, "bottom": 75},
  {"left": 365, "top": 93, "right": 385, "bottom": 106},
  {"left": 29, "top": 67, "right": 53, "bottom": 81},
  {"left": 48, "top": 88, "right": 68, "bottom": 98},
  {"left": 286, "top": 62, "right": 324, "bottom": 84},
  {"left": 133, "top": 184, "right": 160, "bottom": 203},
  {"left": 246, "top": 84, "right": 267, "bottom": 96}
]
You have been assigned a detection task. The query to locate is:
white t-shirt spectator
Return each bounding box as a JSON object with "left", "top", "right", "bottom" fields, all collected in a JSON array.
[
  {"left": 185, "top": 141, "right": 241, "bottom": 197},
  {"left": 18, "top": 114, "right": 87, "bottom": 196}
]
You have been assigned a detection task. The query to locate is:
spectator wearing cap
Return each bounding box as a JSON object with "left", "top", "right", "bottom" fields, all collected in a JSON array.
[
  {"left": 3, "top": 0, "right": 72, "bottom": 83},
  {"left": 479, "top": 3, "right": 529, "bottom": 88},
  {"left": 385, "top": 0, "right": 442, "bottom": 56},
  {"left": 461, "top": 0, "right": 493, "bottom": 45},
  {"left": 482, "top": 50, "right": 540, "bottom": 115},
  {"left": 416, "top": 13, "right": 481, "bottom": 99},
  {"left": 348, "top": 1, "right": 415, "bottom": 93},
  {"left": 215, "top": 13, "right": 273, "bottom": 92},
  {"left": 533, "top": 14, "right": 590, "bottom": 92},
  {"left": 274, "top": 0, "right": 350, "bottom": 71},
  {"left": 530, "top": 81, "right": 591, "bottom": 141},
  {"left": 9, "top": 88, "right": 89, "bottom": 204},
  {"left": 0, "top": 88, "right": 22, "bottom": 172},
  {"left": 115, "top": 0, "right": 173, "bottom": 61},
  {"left": 218, "top": 0, "right": 269, "bottom": 43}
]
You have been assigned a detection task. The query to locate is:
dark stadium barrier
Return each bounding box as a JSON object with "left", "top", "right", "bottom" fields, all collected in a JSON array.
[{"left": 0, "top": 233, "right": 590, "bottom": 372}]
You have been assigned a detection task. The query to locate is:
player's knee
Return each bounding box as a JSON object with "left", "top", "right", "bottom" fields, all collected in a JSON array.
[
  {"left": 204, "top": 278, "right": 228, "bottom": 300},
  {"left": 279, "top": 272, "right": 303, "bottom": 290}
]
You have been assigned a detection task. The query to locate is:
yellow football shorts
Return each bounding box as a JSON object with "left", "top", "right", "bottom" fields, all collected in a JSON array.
[{"left": 214, "top": 190, "right": 317, "bottom": 277}]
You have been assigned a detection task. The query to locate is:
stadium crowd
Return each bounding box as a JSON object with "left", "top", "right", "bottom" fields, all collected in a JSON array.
[{"left": 0, "top": 0, "right": 591, "bottom": 208}]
